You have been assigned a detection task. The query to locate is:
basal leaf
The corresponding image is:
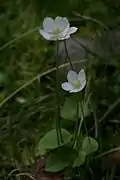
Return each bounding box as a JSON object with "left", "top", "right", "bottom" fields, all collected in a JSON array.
[
  {"left": 38, "top": 128, "right": 71, "bottom": 150},
  {"left": 60, "top": 96, "right": 77, "bottom": 121},
  {"left": 82, "top": 136, "right": 98, "bottom": 155},
  {"left": 45, "top": 146, "right": 75, "bottom": 172},
  {"left": 35, "top": 145, "right": 46, "bottom": 156},
  {"left": 73, "top": 150, "right": 86, "bottom": 167},
  {"left": 60, "top": 95, "right": 91, "bottom": 121}
]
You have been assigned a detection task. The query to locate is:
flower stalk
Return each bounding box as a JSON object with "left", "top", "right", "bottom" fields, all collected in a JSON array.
[
  {"left": 64, "top": 40, "right": 74, "bottom": 70},
  {"left": 73, "top": 98, "right": 84, "bottom": 150},
  {"left": 56, "top": 40, "right": 63, "bottom": 145}
]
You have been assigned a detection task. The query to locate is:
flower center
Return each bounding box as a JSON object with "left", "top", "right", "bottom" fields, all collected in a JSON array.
[
  {"left": 72, "top": 80, "right": 81, "bottom": 88},
  {"left": 54, "top": 27, "right": 61, "bottom": 35}
]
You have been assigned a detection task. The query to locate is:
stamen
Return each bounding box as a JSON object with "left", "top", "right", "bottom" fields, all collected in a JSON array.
[{"left": 72, "top": 80, "right": 81, "bottom": 88}]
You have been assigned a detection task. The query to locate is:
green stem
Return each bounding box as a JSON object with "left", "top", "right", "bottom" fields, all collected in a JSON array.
[
  {"left": 95, "top": 147, "right": 120, "bottom": 159},
  {"left": 109, "top": 165, "right": 116, "bottom": 180},
  {"left": 56, "top": 40, "right": 63, "bottom": 145},
  {"left": 93, "top": 107, "right": 98, "bottom": 138},
  {"left": 64, "top": 40, "right": 74, "bottom": 70},
  {"left": 80, "top": 100, "right": 88, "bottom": 136},
  {"left": 73, "top": 94, "right": 80, "bottom": 150},
  {"left": 73, "top": 95, "right": 84, "bottom": 150},
  {"left": 75, "top": 117, "right": 83, "bottom": 149}
]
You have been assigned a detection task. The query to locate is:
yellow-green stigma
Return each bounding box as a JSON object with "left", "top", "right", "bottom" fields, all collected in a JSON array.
[
  {"left": 54, "top": 27, "right": 61, "bottom": 35},
  {"left": 72, "top": 80, "right": 81, "bottom": 88}
]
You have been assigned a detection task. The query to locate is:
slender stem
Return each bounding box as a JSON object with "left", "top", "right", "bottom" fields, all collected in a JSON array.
[
  {"left": 84, "top": 75, "right": 91, "bottom": 103},
  {"left": 109, "top": 165, "right": 116, "bottom": 180},
  {"left": 95, "top": 147, "right": 120, "bottom": 159},
  {"left": 106, "top": 170, "right": 109, "bottom": 180},
  {"left": 73, "top": 94, "right": 80, "bottom": 150},
  {"left": 88, "top": 167, "right": 94, "bottom": 180},
  {"left": 73, "top": 95, "right": 84, "bottom": 150},
  {"left": 75, "top": 116, "right": 83, "bottom": 149},
  {"left": 93, "top": 107, "right": 98, "bottom": 138},
  {"left": 56, "top": 40, "right": 63, "bottom": 145},
  {"left": 64, "top": 40, "right": 74, "bottom": 70},
  {"left": 77, "top": 100, "right": 84, "bottom": 134},
  {"left": 80, "top": 101, "right": 88, "bottom": 136},
  {"left": 80, "top": 100, "right": 92, "bottom": 146}
]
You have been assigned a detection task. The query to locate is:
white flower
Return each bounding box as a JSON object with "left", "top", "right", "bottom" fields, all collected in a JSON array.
[
  {"left": 61, "top": 69, "right": 86, "bottom": 93},
  {"left": 40, "top": 16, "right": 78, "bottom": 41}
]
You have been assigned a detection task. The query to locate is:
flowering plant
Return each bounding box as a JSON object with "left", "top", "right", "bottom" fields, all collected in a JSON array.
[
  {"left": 40, "top": 16, "right": 78, "bottom": 41},
  {"left": 61, "top": 69, "right": 86, "bottom": 93},
  {"left": 37, "top": 16, "right": 98, "bottom": 174}
]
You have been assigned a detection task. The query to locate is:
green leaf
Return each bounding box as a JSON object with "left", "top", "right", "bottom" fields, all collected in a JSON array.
[
  {"left": 60, "top": 96, "right": 77, "bottom": 121},
  {"left": 38, "top": 129, "right": 71, "bottom": 150},
  {"left": 60, "top": 95, "right": 91, "bottom": 121},
  {"left": 35, "top": 145, "right": 46, "bottom": 156},
  {"left": 82, "top": 136, "right": 98, "bottom": 155},
  {"left": 81, "top": 100, "right": 91, "bottom": 118},
  {"left": 45, "top": 146, "right": 75, "bottom": 172},
  {"left": 73, "top": 150, "right": 86, "bottom": 167}
]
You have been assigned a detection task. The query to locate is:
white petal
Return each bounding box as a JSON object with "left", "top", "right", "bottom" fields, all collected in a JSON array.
[
  {"left": 43, "top": 17, "right": 55, "bottom": 32},
  {"left": 50, "top": 37, "right": 58, "bottom": 41},
  {"left": 58, "top": 26, "right": 77, "bottom": 40},
  {"left": 58, "top": 28, "right": 70, "bottom": 40},
  {"left": 67, "top": 70, "right": 77, "bottom": 84},
  {"left": 70, "top": 83, "right": 86, "bottom": 93},
  {"left": 70, "top": 88, "right": 80, "bottom": 93},
  {"left": 80, "top": 79, "right": 86, "bottom": 90},
  {"left": 77, "top": 69, "right": 86, "bottom": 84},
  {"left": 68, "top": 27, "right": 78, "bottom": 35},
  {"left": 58, "top": 34, "right": 70, "bottom": 40},
  {"left": 58, "top": 27, "right": 70, "bottom": 40},
  {"left": 40, "top": 29, "right": 53, "bottom": 40},
  {"left": 55, "top": 17, "right": 69, "bottom": 31},
  {"left": 63, "top": 34, "right": 70, "bottom": 40},
  {"left": 61, "top": 82, "right": 74, "bottom": 91}
]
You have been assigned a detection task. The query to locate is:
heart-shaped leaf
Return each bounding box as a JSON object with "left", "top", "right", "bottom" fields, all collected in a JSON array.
[
  {"left": 82, "top": 136, "right": 98, "bottom": 155},
  {"left": 35, "top": 145, "right": 46, "bottom": 156},
  {"left": 60, "top": 95, "right": 91, "bottom": 121},
  {"left": 60, "top": 96, "right": 77, "bottom": 121},
  {"left": 38, "top": 129, "right": 71, "bottom": 150},
  {"left": 45, "top": 146, "right": 75, "bottom": 172},
  {"left": 73, "top": 150, "right": 86, "bottom": 167}
]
